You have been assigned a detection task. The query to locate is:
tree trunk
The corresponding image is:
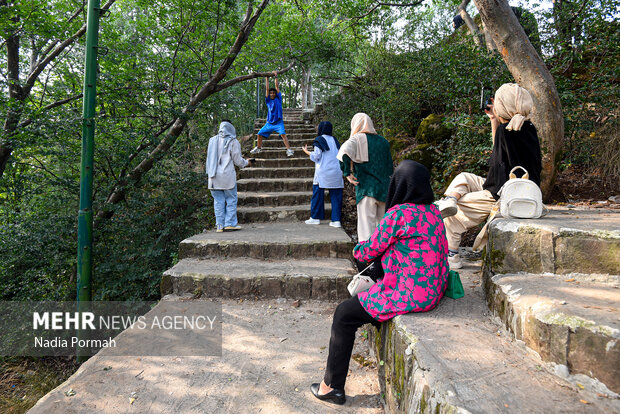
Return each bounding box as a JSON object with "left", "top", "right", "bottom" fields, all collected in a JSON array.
[
  {"left": 474, "top": 0, "right": 563, "bottom": 199},
  {"left": 307, "top": 70, "right": 313, "bottom": 108},
  {"left": 300, "top": 69, "right": 308, "bottom": 109}
]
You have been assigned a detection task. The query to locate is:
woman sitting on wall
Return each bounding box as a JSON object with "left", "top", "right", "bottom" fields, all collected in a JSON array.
[
  {"left": 310, "top": 160, "right": 449, "bottom": 405},
  {"left": 436, "top": 83, "right": 542, "bottom": 269}
]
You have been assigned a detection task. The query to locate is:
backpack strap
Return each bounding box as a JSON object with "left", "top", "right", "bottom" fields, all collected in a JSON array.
[{"left": 509, "top": 165, "right": 529, "bottom": 180}]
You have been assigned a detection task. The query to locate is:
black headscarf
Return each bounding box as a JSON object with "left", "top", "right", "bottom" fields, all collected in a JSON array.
[
  {"left": 483, "top": 121, "right": 542, "bottom": 200},
  {"left": 312, "top": 121, "right": 340, "bottom": 152},
  {"left": 385, "top": 160, "right": 434, "bottom": 210}
]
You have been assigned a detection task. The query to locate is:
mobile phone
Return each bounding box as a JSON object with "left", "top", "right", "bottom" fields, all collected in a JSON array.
[{"left": 480, "top": 86, "right": 493, "bottom": 111}]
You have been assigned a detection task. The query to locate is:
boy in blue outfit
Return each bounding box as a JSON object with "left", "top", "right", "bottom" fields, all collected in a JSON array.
[{"left": 250, "top": 72, "right": 294, "bottom": 157}]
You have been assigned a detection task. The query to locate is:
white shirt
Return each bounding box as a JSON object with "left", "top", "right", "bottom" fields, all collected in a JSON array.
[{"left": 309, "top": 135, "right": 344, "bottom": 189}]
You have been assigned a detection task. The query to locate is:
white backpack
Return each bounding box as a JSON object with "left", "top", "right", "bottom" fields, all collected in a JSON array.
[{"left": 497, "top": 166, "right": 544, "bottom": 219}]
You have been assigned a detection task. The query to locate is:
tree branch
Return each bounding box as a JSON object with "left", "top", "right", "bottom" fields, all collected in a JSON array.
[
  {"left": 24, "top": 0, "right": 117, "bottom": 95},
  {"left": 213, "top": 61, "right": 296, "bottom": 93}
]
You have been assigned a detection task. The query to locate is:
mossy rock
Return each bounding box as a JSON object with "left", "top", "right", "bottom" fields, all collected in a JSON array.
[
  {"left": 414, "top": 114, "right": 453, "bottom": 146},
  {"left": 387, "top": 134, "right": 413, "bottom": 155},
  {"left": 401, "top": 143, "right": 435, "bottom": 170}
]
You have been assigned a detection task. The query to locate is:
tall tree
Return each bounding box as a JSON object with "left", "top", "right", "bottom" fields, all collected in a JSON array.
[
  {"left": 0, "top": 0, "right": 117, "bottom": 178},
  {"left": 98, "top": 0, "right": 294, "bottom": 217},
  {"left": 472, "top": 0, "right": 563, "bottom": 198}
]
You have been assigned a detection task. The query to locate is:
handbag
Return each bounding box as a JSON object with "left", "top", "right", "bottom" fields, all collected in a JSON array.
[
  {"left": 354, "top": 257, "right": 384, "bottom": 282},
  {"left": 347, "top": 263, "right": 376, "bottom": 296},
  {"left": 497, "top": 166, "right": 545, "bottom": 219},
  {"left": 444, "top": 270, "right": 464, "bottom": 299}
]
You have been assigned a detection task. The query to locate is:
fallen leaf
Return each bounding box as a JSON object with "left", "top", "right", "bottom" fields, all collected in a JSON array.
[
  {"left": 279, "top": 337, "right": 288, "bottom": 343},
  {"left": 103, "top": 366, "right": 112, "bottom": 371},
  {"left": 129, "top": 397, "right": 136, "bottom": 405},
  {"left": 291, "top": 300, "right": 300, "bottom": 308},
  {"left": 564, "top": 278, "right": 576, "bottom": 282},
  {"left": 580, "top": 399, "right": 589, "bottom": 404},
  {"left": 576, "top": 383, "right": 584, "bottom": 390},
  {"left": 504, "top": 404, "right": 509, "bottom": 408},
  {"left": 64, "top": 388, "right": 76, "bottom": 397},
  {"left": 379, "top": 360, "right": 384, "bottom": 366}
]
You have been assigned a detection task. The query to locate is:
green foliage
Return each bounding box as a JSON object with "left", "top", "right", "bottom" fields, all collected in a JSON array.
[{"left": 321, "top": 32, "right": 510, "bottom": 192}]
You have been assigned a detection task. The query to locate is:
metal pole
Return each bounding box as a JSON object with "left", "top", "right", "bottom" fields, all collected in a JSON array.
[
  {"left": 256, "top": 77, "right": 260, "bottom": 118},
  {"left": 77, "top": 0, "right": 101, "bottom": 361}
]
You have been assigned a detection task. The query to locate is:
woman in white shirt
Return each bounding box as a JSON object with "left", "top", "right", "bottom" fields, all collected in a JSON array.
[{"left": 302, "top": 121, "right": 344, "bottom": 228}]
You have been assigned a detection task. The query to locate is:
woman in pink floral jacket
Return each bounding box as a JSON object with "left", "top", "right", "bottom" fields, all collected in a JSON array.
[{"left": 311, "top": 160, "right": 449, "bottom": 405}]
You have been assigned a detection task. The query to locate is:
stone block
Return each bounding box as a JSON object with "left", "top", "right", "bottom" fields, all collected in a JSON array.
[
  {"left": 259, "top": 277, "right": 283, "bottom": 298},
  {"left": 310, "top": 277, "right": 334, "bottom": 300},
  {"left": 284, "top": 276, "right": 311, "bottom": 299},
  {"left": 568, "top": 327, "right": 620, "bottom": 392},
  {"left": 160, "top": 274, "right": 173, "bottom": 296}
]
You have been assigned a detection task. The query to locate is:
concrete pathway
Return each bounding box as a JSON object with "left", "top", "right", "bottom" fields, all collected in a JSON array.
[{"left": 28, "top": 298, "right": 382, "bottom": 413}]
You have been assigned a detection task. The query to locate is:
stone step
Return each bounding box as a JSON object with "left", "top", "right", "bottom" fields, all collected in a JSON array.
[
  {"left": 252, "top": 129, "right": 316, "bottom": 135},
  {"left": 237, "top": 178, "right": 313, "bottom": 192},
  {"left": 369, "top": 265, "right": 619, "bottom": 413},
  {"left": 238, "top": 191, "right": 311, "bottom": 207},
  {"left": 251, "top": 157, "right": 313, "bottom": 168},
  {"left": 255, "top": 117, "right": 306, "bottom": 122},
  {"left": 239, "top": 167, "right": 315, "bottom": 179},
  {"left": 485, "top": 208, "right": 619, "bottom": 275},
  {"left": 161, "top": 258, "right": 353, "bottom": 299},
  {"left": 261, "top": 139, "right": 315, "bottom": 148},
  {"left": 485, "top": 272, "right": 620, "bottom": 393},
  {"left": 242, "top": 149, "right": 313, "bottom": 160},
  {"left": 178, "top": 222, "right": 352, "bottom": 260},
  {"left": 237, "top": 204, "right": 331, "bottom": 223}
]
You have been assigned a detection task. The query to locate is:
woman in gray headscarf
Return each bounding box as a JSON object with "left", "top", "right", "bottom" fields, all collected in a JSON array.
[{"left": 206, "top": 121, "right": 253, "bottom": 232}]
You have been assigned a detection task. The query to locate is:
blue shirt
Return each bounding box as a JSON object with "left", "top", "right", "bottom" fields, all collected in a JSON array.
[{"left": 265, "top": 92, "right": 283, "bottom": 124}]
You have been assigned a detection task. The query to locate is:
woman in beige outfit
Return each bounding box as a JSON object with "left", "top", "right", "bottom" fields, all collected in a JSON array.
[{"left": 436, "top": 83, "right": 542, "bottom": 269}]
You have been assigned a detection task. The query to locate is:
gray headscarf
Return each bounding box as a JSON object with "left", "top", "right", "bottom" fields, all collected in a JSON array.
[{"left": 206, "top": 122, "right": 236, "bottom": 178}]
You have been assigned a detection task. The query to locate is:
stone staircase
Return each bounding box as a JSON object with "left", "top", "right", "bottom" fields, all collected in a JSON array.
[{"left": 162, "top": 108, "right": 355, "bottom": 299}]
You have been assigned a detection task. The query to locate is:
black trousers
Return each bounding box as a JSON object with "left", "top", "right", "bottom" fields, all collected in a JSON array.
[{"left": 323, "top": 296, "right": 381, "bottom": 390}]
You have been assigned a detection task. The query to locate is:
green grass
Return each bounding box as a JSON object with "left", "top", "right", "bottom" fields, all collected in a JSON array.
[{"left": 0, "top": 357, "right": 79, "bottom": 413}]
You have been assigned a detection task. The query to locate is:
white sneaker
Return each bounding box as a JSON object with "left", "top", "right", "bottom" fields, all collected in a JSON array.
[
  {"left": 286, "top": 148, "right": 294, "bottom": 157},
  {"left": 436, "top": 197, "right": 458, "bottom": 219},
  {"left": 448, "top": 254, "right": 463, "bottom": 269},
  {"left": 305, "top": 218, "right": 321, "bottom": 225},
  {"left": 329, "top": 221, "right": 342, "bottom": 228},
  {"left": 216, "top": 225, "right": 224, "bottom": 233},
  {"left": 250, "top": 146, "right": 262, "bottom": 154},
  {"left": 224, "top": 225, "right": 242, "bottom": 231}
]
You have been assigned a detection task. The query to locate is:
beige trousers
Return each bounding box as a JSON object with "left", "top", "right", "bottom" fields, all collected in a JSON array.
[
  {"left": 357, "top": 196, "right": 386, "bottom": 242},
  {"left": 444, "top": 172, "right": 496, "bottom": 250}
]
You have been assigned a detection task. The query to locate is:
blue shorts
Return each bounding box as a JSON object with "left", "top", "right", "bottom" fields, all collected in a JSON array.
[{"left": 258, "top": 120, "right": 286, "bottom": 137}]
